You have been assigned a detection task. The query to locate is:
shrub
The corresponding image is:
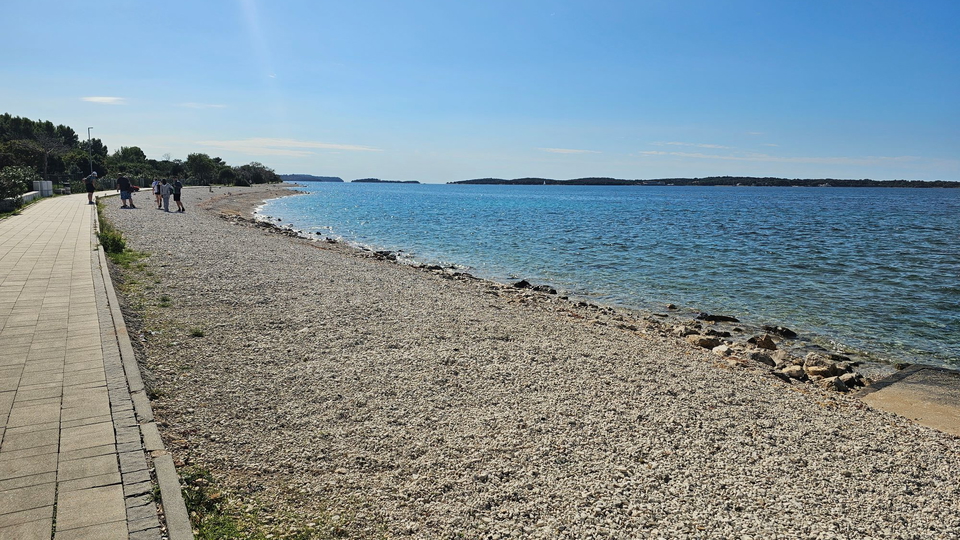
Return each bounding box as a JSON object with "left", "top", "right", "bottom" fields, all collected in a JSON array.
[
  {"left": 0, "top": 166, "right": 39, "bottom": 208},
  {"left": 98, "top": 230, "right": 126, "bottom": 253}
]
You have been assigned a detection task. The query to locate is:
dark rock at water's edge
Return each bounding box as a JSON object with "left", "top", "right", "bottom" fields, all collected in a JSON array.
[
  {"left": 352, "top": 178, "right": 421, "bottom": 184},
  {"left": 279, "top": 174, "right": 344, "bottom": 183},
  {"left": 764, "top": 325, "right": 798, "bottom": 339},
  {"left": 513, "top": 280, "right": 557, "bottom": 294},
  {"left": 696, "top": 312, "right": 740, "bottom": 323}
]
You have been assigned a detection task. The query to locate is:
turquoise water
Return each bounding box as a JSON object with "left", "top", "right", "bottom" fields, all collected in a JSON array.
[{"left": 260, "top": 184, "right": 960, "bottom": 368}]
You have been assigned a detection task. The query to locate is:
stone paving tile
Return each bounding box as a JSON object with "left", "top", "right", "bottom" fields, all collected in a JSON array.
[
  {"left": 0, "top": 379, "right": 19, "bottom": 393},
  {"left": 18, "top": 371, "right": 63, "bottom": 388},
  {"left": 59, "top": 443, "right": 116, "bottom": 462},
  {"left": 0, "top": 354, "right": 24, "bottom": 367},
  {"left": 0, "top": 426, "right": 58, "bottom": 450},
  {"left": 20, "top": 359, "right": 63, "bottom": 373},
  {"left": 62, "top": 369, "right": 105, "bottom": 387},
  {"left": 58, "top": 453, "right": 120, "bottom": 482},
  {"left": 0, "top": 329, "right": 33, "bottom": 343},
  {"left": 0, "top": 505, "right": 51, "bottom": 527},
  {"left": 62, "top": 359, "right": 104, "bottom": 373},
  {"left": 61, "top": 401, "right": 110, "bottom": 423},
  {"left": 0, "top": 481, "right": 56, "bottom": 515},
  {"left": 0, "top": 391, "right": 13, "bottom": 418},
  {"left": 63, "top": 345, "right": 102, "bottom": 359},
  {"left": 60, "top": 414, "right": 113, "bottom": 430},
  {"left": 58, "top": 471, "right": 122, "bottom": 493},
  {"left": 0, "top": 516, "right": 54, "bottom": 540},
  {"left": 59, "top": 421, "right": 115, "bottom": 453},
  {"left": 55, "top": 520, "right": 128, "bottom": 540},
  {"left": 0, "top": 453, "right": 58, "bottom": 480},
  {"left": 55, "top": 484, "right": 126, "bottom": 533},
  {"left": 61, "top": 381, "right": 106, "bottom": 397},
  {"left": 0, "top": 471, "right": 56, "bottom": 492},
  {"left": 10, "top": 385, "right": 61, "bottom": 402},
  {"left": 0, "top": 444, "right": 58, "bottom": 462},
  {"left": 5, "top": 400, "right": 61, "bottom": 427}
]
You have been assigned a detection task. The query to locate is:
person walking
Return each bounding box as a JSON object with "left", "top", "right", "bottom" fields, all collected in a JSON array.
[
  {"left": 158, "top": 179, "right": 173, "bottom": 212},
  {"left": 152, "top": 179, "right": 162, "bottom": 209},
  {"left": 173, "top": 178, "right": 185, "bottom": 212},
  {"left": 117, "top": 175, "right": 136, "bottom": 209},
  {"left": 83, "top": 172, "right": 97, "bottom": 204}
]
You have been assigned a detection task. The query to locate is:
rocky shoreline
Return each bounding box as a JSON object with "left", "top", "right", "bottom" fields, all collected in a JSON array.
[
  {"left": 105, "top": 185, "right": 960, "bottom": 538},
  {"left": 251, "top": 192, "right": 898, "bottom": 394}
]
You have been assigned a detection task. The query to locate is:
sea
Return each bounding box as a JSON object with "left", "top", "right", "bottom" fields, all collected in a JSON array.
[{"left": 258, "top": 183, "right": 960, "bottom": 369}]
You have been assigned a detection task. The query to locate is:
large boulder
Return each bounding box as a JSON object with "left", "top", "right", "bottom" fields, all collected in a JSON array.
[
  {"left": 771, "top": 350, "right": 796, "bottom": 368},
  {"left": 712, "top": 344, "right": 734, "bottom": 356},
  {"left": 839, "top": 372, "right": 865, "bottom": 388},
  {"left": 804, "top": 353, "right": 841, "bottom": 377},
  {"left": 746, "top": 349, "right": 775, "bottom": 367},
  {"left": 817, "top": 376, "right": 849, "bottom": 392},
  {"left": 686, "top": 335, "right": 723, "bottom": 349},
  {"left": 749, "top": 334, "right": 778, "bottom": 350},
  {"left": 782, "top": 365, "right": 807, "bottom": 380}
]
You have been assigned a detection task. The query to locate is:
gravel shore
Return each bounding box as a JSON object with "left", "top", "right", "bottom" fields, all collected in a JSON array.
[{"left": 105, "top": 185, "right": 960, "bottom": 539}]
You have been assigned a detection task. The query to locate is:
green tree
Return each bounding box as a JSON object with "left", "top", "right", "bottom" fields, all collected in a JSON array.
[
  {"left": 113, "top": 146, "right": 147, "bottom": 163},
  {"left": 186, "top": 153, "right": 216, "bottom": 185},
  {"left": 217, "top": 167, "right": 237, "bottom": 185}
]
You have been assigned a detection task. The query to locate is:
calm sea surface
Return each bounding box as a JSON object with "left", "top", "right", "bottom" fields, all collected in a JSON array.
[{"left": 260, "top": 184, "right": 960, "bottom": 369}]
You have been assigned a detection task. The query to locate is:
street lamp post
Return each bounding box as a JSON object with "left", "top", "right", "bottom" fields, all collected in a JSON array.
[{"left": 87, "top": 127, "right": 93, "bottom": 176}]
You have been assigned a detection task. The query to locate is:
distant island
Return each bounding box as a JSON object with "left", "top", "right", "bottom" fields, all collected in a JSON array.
[
  {"left": 352, "top": 178, "right": 421, "bottom": 184},
  {"left": 279, "top": 174, "right": 344, "bottom": 183},
  {"left": 449, "top": 176, "right": 958, "bottom": 188}
]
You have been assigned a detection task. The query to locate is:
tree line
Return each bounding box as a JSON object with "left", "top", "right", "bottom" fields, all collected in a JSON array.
[{"left": 0, "top": 113, "right": 282, "bottom": 203}]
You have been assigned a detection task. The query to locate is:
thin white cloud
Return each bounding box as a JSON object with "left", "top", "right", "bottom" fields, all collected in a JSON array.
[
  {"left": 82, "top": 96, "right": 126, "bottom": 105},
  {"left": 762, "top": 143, "right": 779, "bottom": 147},
  {"left": 655, "top": 141, "right": 732, "bottom": 149},
  {"left": 539, "top": 147, "right": 601, "bottom": 154},
  {"left": 179, "top": 102, "right": 227, "bottom": 109},
  {"left": 197, "top": 137, "right": 381, "bottom": 157}
]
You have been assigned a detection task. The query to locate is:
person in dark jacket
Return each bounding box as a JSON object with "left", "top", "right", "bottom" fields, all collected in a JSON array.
[
  {"left": 83, "top": 172, "right": 97, "bottom": 204},
  {"left": 173, "top": 178, "right": 184, "bottom": 212},
  {"left": 117, "top": 175, "right": 136, "bottom": 209}
]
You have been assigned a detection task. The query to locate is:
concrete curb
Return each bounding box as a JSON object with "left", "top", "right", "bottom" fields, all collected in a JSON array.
[{"left": 94, "top": 195, "right": 194, "bottom": 539}]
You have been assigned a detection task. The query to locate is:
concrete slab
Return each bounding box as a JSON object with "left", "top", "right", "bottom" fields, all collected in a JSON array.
[
  {"left": 859, "top": 365, "right": 960, "bottom": 436},
  {"left": 0, "top": 481, "right": 56, "bottom": 515},
  {"left": 0, "top": 517, "right": 54, "bottom": 540},
  {"left": 58, "top": 453, "right": 120, "bottom": 482},
  {"left": 55, "top": 484, "right": 126, "bottom": 533}
]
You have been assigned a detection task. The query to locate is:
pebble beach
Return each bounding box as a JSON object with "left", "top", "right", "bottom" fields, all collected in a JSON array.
[{"left": 104, "top": 185, "right": 960, "bottom": 539}]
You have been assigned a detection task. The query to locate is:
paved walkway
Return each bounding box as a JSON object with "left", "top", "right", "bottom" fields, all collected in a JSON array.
[{"left": 0, "top": 193, "right": 185, "bottom": 539}]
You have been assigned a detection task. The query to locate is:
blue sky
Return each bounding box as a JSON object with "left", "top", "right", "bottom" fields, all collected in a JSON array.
[{"left": 3, "top": 0, "right": 958, "bottom": 182}]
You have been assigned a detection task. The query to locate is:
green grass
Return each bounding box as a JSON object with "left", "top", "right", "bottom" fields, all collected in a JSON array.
[
  {"left": 110, "top": 249, "right": 150, "bottom": 268},
  {"left": 180, "top": 467, "right": 348, "bottom": 540},
  {"left": 190, "top": 328, "right": 205, "bottom": 337}
]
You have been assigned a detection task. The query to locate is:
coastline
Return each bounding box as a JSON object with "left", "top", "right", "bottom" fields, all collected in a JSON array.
[
  {"left": 104, "top": 184, "right": 960, "bottom": 538},
  {"left": 257, "top": 184, "right": 902, "bottom": 383}
]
